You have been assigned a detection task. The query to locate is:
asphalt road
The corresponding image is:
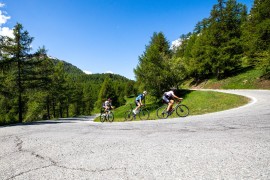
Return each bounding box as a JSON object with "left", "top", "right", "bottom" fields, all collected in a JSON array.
[{"left": 0, "top": 90, "right": 270, "bottom": 180}]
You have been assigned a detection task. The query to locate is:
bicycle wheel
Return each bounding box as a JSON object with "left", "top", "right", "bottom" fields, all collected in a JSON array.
[
  {"left": 124, "top": 110, "right": 133, "bottom": 121},
  {"left": 107, "top": 112, "right": 114, "bottom": 122},
  {"left": 100, "top": 113, "right": 106, "bottom": 122},
  {"left": 156, "top": 105, "right": 169, "bottom": 119},
  {"left": 176, "top": 104, "right": 189, "bottom": 117},
  {"left": 138, "top": 109, "right": 149, "bottom": 120}
]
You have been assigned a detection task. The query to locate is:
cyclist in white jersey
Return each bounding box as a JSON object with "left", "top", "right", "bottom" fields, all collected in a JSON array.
[
  {"left": 162, "top": 89, "right": 183, "bottom": 113},
  {"left": 103, "top": 98, "right": 112, "bottom": 112}
]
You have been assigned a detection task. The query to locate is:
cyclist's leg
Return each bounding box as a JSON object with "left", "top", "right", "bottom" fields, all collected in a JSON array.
[
  {"left": 133, "top": 101, "right": 140, "bottom": 115},
  {"left": 167, "top": 99, "right": 174, "bottom": 112},
  {"left": 162, "top": 96, "right": 171, "bottom": 113}
]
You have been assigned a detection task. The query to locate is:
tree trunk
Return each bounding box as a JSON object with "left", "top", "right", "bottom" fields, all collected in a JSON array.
[
  {"left": 18, "top": 60, "right": 23, "bottom": 123},
  {"left": 66, "top": 105, "right": 69, "bottom": 118},
  {"left": 53, "top": 100, "right": 56, "bottom": 118},
  {"left": 59, "top": 102, "right": 63, "bottom": 118},
  {"left": 46, "top": 96, "right": 50, "bottom": 120}
]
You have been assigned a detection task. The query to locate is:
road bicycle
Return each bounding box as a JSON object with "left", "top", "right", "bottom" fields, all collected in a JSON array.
[
  {"left": 156, "top": 100, "right": 189, "bottom": 119},
  {"left": 100, "top": 109, "right": 114, "bottom": 122},
  {"left": 124, "top": 104, "right": 149, "bottom": 121}
]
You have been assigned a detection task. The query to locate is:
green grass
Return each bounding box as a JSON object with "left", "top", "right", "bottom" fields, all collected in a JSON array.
[
  {"left": 183, "top": 90, "right": 249, "bottom": 115},
  {"left": 186, "top": 68, "right": 270, "bottom": 90},
  {"left": 206, "top": 69, "right": 263, "bottom": 89},
  {"left": 94, "top": 90, "right": 250, "bottom": 122}
]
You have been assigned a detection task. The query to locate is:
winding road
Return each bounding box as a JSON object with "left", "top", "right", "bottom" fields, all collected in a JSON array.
[{"left": 0, "top": 90, "right": 270, "bottom": 179}]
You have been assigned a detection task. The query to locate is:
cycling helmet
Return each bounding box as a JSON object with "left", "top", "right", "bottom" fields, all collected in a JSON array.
[
  {"left": 170, "top": 87, "right": 177, "bottom": 92},
  {"left": 143, "top": 91, "right": 147, "bottom": 94}
]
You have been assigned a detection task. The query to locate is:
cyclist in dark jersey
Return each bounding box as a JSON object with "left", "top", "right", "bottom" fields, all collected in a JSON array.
[
  {"left": 103, "top": 98, "right": 112, "bottom": 112},
  {"left": 133, "top": 91, "right": 147, "bottom": 115},
  {"left": 162, "top": 89, "right": 183, "bottom": 113},
  {"left": 102, "top": 98, "right": 113, "bottom": 118}
]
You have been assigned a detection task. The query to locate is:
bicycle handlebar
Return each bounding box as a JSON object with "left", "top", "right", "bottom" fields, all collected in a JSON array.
[{"left": 175, "top": 98, "right": 183, "bottom": 103}]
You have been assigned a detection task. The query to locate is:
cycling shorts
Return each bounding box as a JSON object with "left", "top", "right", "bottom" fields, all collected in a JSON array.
[
  {"left": 135, "top": 100, "right": 141, "bottom": 106},
  {"left": 162, "top": 95, "right": 172, "bottom": 104}
]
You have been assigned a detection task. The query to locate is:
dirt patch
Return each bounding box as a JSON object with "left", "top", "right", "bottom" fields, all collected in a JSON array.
[
  {"left": 188, "top": 76, "right": 270, "bottom": 90},
  {"left": 255, "top": 78, "right": 270, "bottom": 89},
  {"left": 207, "top": 83, "right": 223, "bottom": 89},
  {"left": 190, "top": 79, "right": 208, "bottom": 89},
  {"left": 191, "top": 80, "right": 222, "bottom": 89}
]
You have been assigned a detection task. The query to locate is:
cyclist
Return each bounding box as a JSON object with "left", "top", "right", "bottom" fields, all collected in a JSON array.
[
  {"left": 103, "top": 98, "right": 113, "bottom": 113},
  {"left": 133, "top": 91, "right": 147, "bottom": 115},
  {"left": 162, "top": 88, "right": 183, "bottom": 114}
]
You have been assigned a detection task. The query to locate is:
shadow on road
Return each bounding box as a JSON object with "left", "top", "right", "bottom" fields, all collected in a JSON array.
[
  {"left": 0, "top": 120, "right": 74, "bottom": 128},
  {"left": 0, "top": 116, "right": 96, "bottom": 128}
]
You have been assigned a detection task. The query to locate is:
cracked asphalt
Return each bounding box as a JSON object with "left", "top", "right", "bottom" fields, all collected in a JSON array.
[{"left": 0, "top": 90, "right": 270, "bottom": 180}]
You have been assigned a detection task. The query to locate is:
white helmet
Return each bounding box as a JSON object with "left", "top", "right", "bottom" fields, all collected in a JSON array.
[{"left": 143, "top": 91, "right": 147, "bottom": 94}]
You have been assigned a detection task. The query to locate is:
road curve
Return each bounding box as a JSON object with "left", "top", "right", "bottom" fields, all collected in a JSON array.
[{"left": 0, "top": 90, "right": 269, "bottom": 179}]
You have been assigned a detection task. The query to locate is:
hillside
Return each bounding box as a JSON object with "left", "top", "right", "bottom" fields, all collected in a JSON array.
[
  {"left": 51, "top": 58, "right": 132, "bottom": 82},
  {"left": 183, "top": 68, "right": 270, "bottom": 90},
  {"left": 51, "top": 58, "right": 85, "bottom": 75},
  {"left": 78, "top": 73, "right": 131, "bottom": 83}
]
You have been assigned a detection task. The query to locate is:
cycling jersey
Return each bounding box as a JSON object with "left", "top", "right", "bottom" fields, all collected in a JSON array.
[
  {"left": 164, "top": 91, "right": 175, "bottom": 98},
  {"left": 103, "top": 101, "right": 111, "bottom": 107},
  {"left": 135, "top": 94, "right": 145, "bottom": 101}
]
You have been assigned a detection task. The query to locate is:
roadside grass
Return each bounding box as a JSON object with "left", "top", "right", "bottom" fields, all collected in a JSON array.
[
  {"left": 183, "top": 90, "right": 249, "bottom": 115},
  {"left": 94, "top": 90, "right": 250, "bottom": 122},
  {"left": 205, "top": 68, "right": 263, "bottom": 89},
  {"left": 185, "top": 68, "right": 270, "bottom": 90}
]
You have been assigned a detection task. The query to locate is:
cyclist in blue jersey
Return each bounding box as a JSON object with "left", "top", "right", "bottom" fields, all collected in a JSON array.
[{"left": 133, "top": 91, "right": 147, "bottom": 115}]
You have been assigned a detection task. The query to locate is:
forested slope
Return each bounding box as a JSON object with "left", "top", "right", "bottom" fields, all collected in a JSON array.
[{"left": 0, "top": 32, "right": 135, "bottom": 125}]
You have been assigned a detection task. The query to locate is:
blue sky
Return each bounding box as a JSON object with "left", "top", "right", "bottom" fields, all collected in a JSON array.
[{"left": 1, "top": 0, "right": 253, "bottom": 80}]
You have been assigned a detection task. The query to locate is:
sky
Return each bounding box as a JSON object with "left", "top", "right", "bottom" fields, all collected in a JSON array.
[{"left": 0, "top": 0, "right": 253, "bottom": 80}]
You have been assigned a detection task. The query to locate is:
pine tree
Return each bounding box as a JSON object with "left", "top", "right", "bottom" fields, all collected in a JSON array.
[
  {"left": 95, "top": 77, "right": 115, "bottom": 109},
  {"left": 50, "top": 61, "right": 68, "bottom": 118},
  {"left": 134, "top": 32, "right": 172, "bottom": 97},
  {"left": 242, "top": 0, "right": 270, "bottom": 77},
  {"left": 125, "top": 81, "right": 136, "bottom": 97},
  {"left": 202, "top": 0, "right": 247, "bottom": 79},
  {"left": 187, "top": 33, "right": 212, "bottom": 80},
  {"left": 27, "top": 47, "right": 54, "bottom": 120},
  {"left": 1, "top": 23, "right": 34, "bottom": 122},
  {"left": 82, "top": 83, "right": 95, "bottom": 115}
]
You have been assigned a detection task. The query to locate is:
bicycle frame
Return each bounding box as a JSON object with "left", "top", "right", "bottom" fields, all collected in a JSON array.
[
  {"left": 100, "top": 108, "right": 114, "bottom": 122},
  {"left": 124, "top": 104, "right": 149, "bottom": 121},
  {"left": 156, "top": 100, "right": 189, "bottom": 119}
]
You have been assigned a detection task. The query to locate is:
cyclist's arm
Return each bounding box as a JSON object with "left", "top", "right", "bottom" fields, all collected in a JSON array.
[{"left": 172, "top": 94, "right": 183, "bottom": 101}]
